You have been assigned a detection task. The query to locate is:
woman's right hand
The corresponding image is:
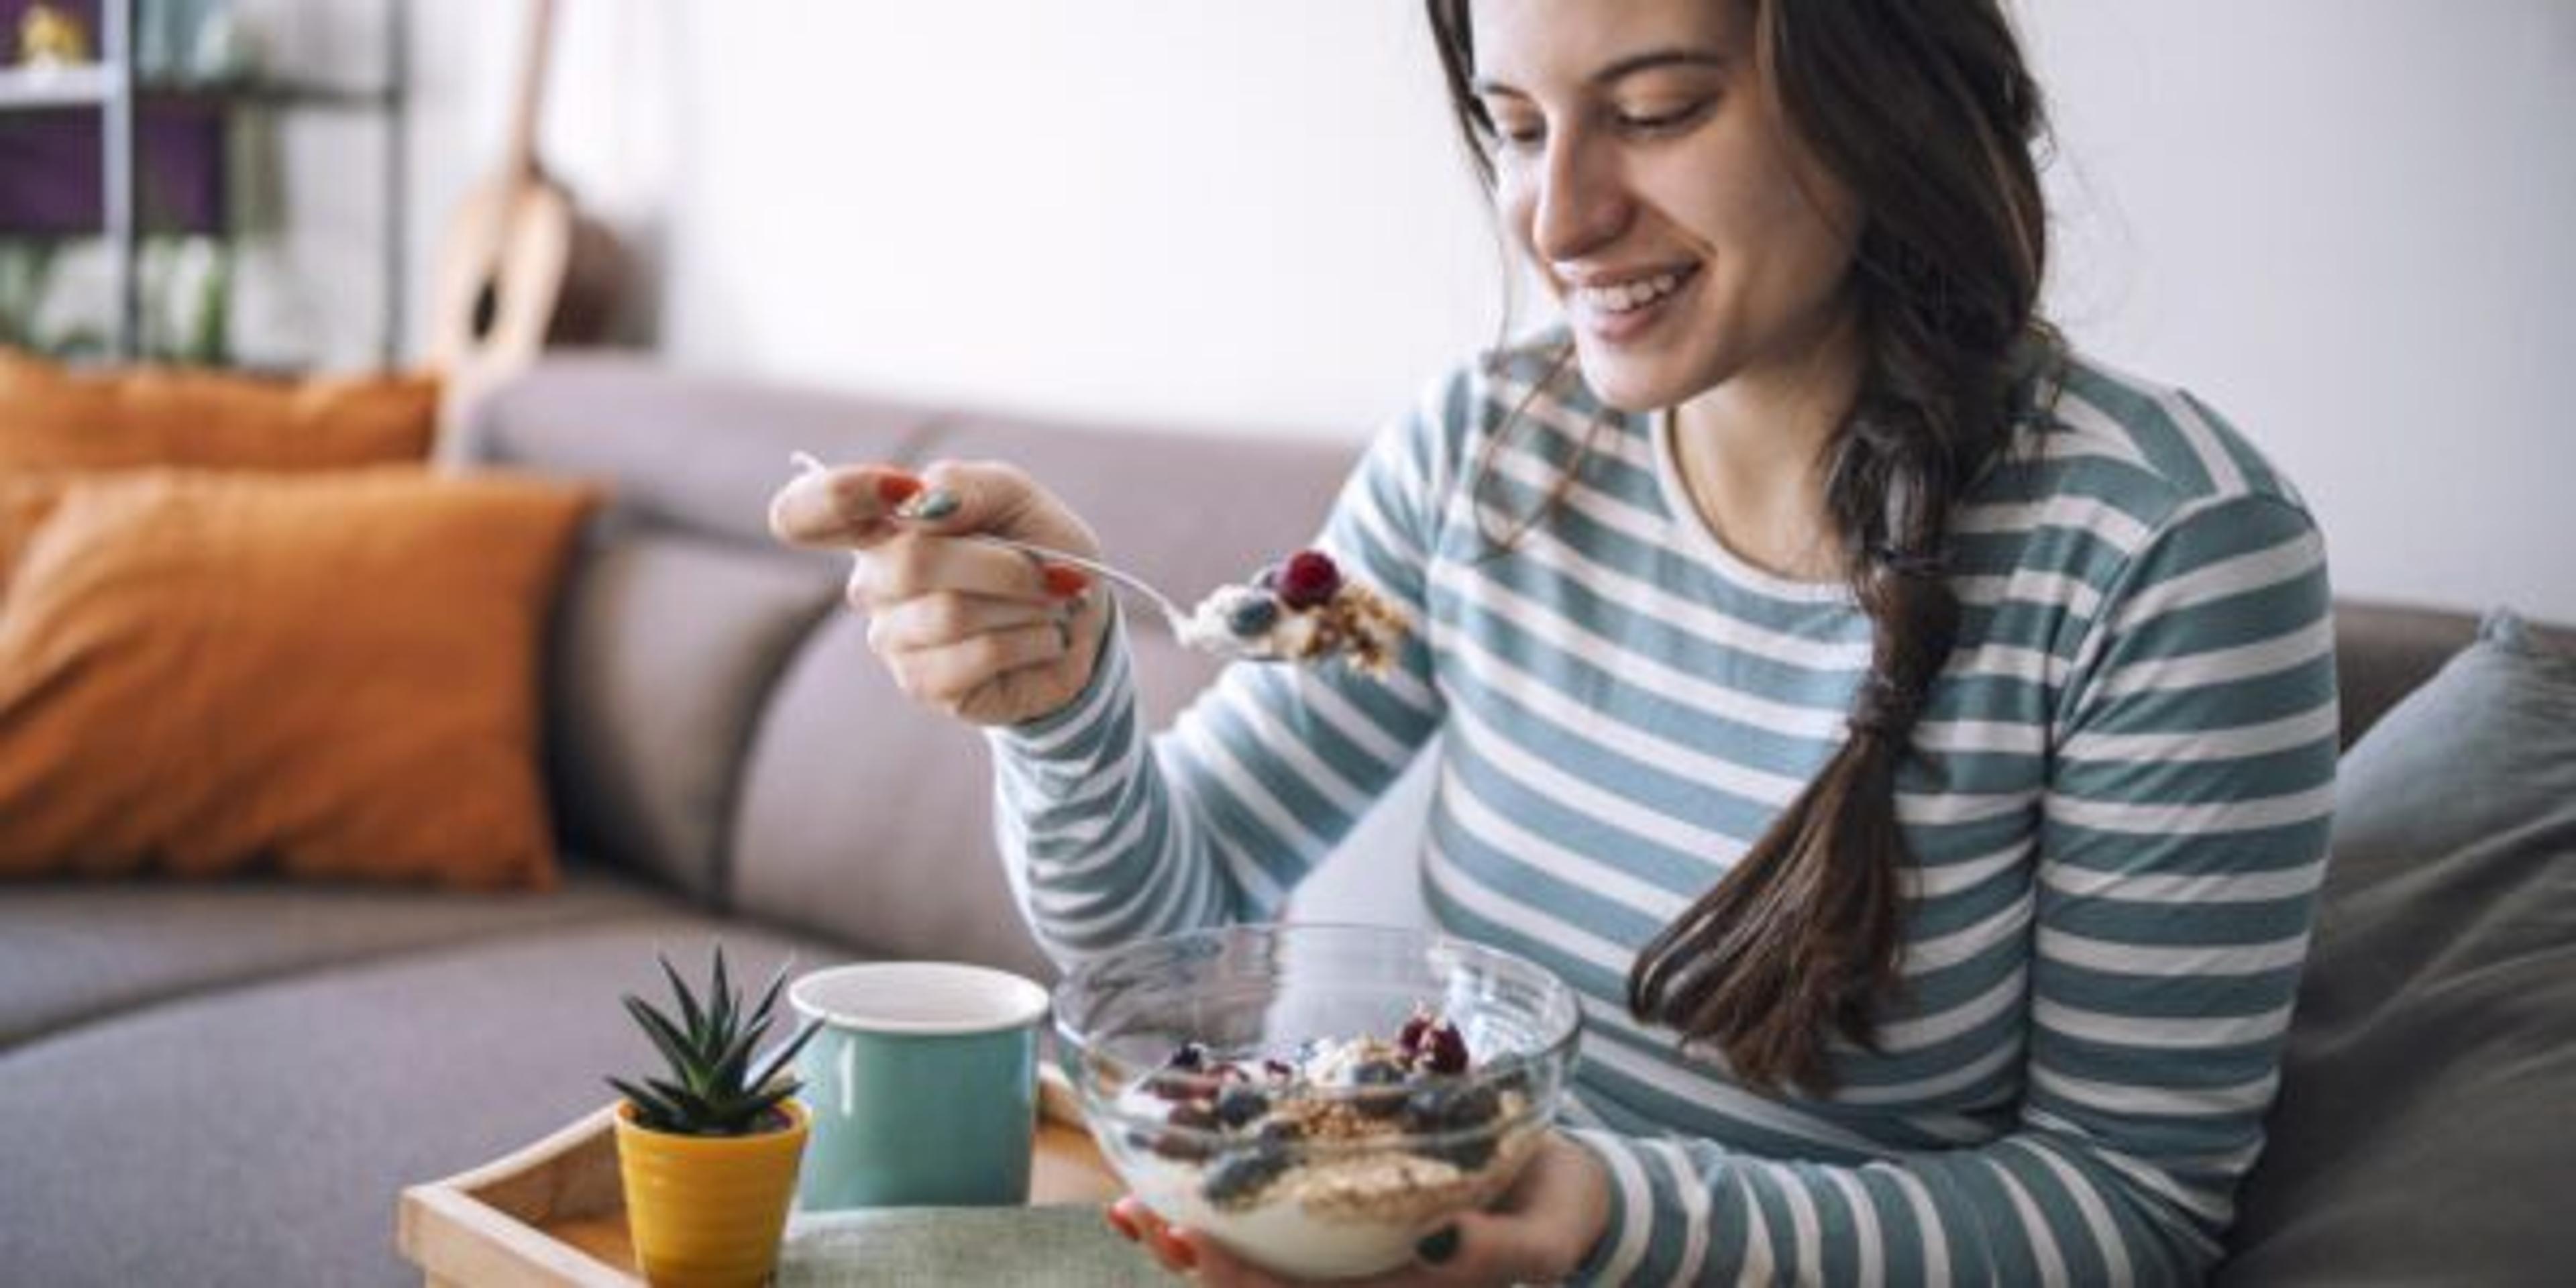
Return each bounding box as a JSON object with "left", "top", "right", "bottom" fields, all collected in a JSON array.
[{"left": 767, "top": 458, "right": 1110, "bottom": 728}]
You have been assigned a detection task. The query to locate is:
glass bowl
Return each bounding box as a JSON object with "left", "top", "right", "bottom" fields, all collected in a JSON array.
[{"left": 1052, "top": 922, "right": 1582, "bottom": 1280}]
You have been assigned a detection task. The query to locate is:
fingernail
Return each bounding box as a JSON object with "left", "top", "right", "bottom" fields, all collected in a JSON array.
[
  {"left": 893, "top": 487, "right": 959, "bottom": 521},
  {"left": 1416, "top": 1225, "right": 1460, "bottom": 1265},
  {"left": 1042, "top": 565, "right": 1091, "bottom": 598},
  {"left": 1104, "top": 1205, "right": 1140, "bottom": 1242},
  {"left": 1157, "top": 1230, "right": 1199, "bottom": 1272},
  {"left": 875, "top": 475, "right": 924, "bottom": 506}
]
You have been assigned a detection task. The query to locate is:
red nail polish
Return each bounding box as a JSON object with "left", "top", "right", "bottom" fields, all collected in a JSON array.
[
  {"left": 1105, "top": 1205, "right": 1140, "bottom": 1241},
  {"left": 1157, "top": 1230, "right": 1198, "bottom": 1272},
  {"left": 1043, "top": 566, "right": 1091, "bottom": 598},
  {"left": 875, "top": 475, "right": 924, "bottom": 506}
]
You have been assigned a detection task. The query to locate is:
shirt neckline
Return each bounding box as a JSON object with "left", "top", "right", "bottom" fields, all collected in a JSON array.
[{"left": 1649, "top": 407, "right": 1854, "bottom": 604}]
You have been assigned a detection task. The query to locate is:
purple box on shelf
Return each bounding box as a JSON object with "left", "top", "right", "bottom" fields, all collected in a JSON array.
[{"left": 0, "top": 105, "right": 229, "bottom": 235}]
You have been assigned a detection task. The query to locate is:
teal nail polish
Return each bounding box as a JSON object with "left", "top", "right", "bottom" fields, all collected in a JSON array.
[
  {"left": 896, "top": 488, "right": 959, "bottom": 521},
  {"left": 1415, "top": 1226, "right": 1459, "bottom": 1265}
]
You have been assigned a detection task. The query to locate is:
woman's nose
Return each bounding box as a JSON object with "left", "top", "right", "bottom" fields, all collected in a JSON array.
[{"left": 1529, "top": 129, "right": 1631, "bottom": 264}]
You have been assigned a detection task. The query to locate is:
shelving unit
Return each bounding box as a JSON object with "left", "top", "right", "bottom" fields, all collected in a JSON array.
[{"left": 0, "top": 0, "right": 408, "bottom": 364}]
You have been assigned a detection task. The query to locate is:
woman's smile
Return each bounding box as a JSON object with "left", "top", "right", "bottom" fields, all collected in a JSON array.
[{"left": 1561, "top": 262, "right": 1702, "bottom": 345}]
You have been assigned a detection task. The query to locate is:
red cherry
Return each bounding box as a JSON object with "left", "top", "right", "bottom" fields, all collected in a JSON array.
[
  {"left": 1397, "top": 1011, "right": 1432, "bottom": 1057},
  {"left": 1275, "top": 549, "right": 1342, "bottom": 610},
  {"left": 1426, "top": 1022, "right": 1470, "bottom": 1075}
]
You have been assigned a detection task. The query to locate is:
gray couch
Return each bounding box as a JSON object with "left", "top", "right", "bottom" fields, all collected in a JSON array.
[{"left": 0, "top": 358, "right": 2563, "bottom": 1286}]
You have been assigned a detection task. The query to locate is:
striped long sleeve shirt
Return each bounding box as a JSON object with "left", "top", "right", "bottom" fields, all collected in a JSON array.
[{"left": 991, "top": 337, "right": 2337, "bottom": 1285}]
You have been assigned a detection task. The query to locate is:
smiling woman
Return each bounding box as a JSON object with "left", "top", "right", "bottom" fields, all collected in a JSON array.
[{"left": 769, "top": 1, "right": 2339, "bottom": 1284}]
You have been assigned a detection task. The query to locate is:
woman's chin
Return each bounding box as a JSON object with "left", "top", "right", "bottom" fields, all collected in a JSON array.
[{"left": 1569, "top": 347, "right": 1705, "bottom": 415}]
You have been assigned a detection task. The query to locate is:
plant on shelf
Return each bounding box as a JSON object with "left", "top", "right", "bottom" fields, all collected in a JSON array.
[{"left": 609, "top": 945, "right": 822, "bottom": 1288}]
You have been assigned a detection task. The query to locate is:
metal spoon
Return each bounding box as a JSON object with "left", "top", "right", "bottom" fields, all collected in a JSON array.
[{"left": 786, "top": 452, "right": 1263, "bottom": 657}]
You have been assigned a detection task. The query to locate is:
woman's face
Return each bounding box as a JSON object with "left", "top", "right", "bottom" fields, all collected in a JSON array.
[{"left": 1470, "top": 0, "right": 1863, "bottom": 412}]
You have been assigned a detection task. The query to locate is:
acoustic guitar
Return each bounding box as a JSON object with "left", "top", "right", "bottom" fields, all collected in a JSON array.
[{"left": 425, "top": 0, "right": 621, "bottom": 380}]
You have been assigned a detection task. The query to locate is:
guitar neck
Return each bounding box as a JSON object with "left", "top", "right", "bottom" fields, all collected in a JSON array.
[{"left": 502, "top": 0, "right": 557, "bottom": 180}]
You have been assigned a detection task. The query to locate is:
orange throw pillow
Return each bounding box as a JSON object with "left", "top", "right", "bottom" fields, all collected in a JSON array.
[
  {"left": 0, "top": 468, "right": 600, "bottom": 888},
  {"left": 0, "top": 347, "right": 439, "bottom": 471}
]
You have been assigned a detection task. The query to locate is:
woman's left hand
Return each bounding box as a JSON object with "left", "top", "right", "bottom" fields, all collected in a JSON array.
[{"left": 1106, "top": 1132, "right": 1611, "bottom": 1286}]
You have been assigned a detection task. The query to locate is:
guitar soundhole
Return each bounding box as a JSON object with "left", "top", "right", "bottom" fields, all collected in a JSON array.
[{"left": 471, "top": 279, "right": 502, "bottom": 341}]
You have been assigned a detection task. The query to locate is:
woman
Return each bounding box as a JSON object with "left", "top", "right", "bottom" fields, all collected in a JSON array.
[{"left": 769, "top": 0, "right": 2337, "bottom": 1281}]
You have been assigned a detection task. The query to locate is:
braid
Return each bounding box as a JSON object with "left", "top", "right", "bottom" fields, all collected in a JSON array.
[{"left": 1627, "top": 397, "right": 1974, "bottom": 1091}]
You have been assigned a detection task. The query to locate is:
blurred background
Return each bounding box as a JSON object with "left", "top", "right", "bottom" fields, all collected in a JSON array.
[{"left": 6, "top": 0, "right": 2571, "bottom": 618}]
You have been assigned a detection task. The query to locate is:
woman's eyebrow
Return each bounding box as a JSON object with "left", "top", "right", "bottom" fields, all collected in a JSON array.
[{"left": 1472, "top": 46, "right": 1730, "bottom": 99}]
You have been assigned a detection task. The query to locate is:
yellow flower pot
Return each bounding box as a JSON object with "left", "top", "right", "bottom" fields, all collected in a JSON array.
[{"left": 614, "top": 1098, "right": 810, "bottom": 1288}]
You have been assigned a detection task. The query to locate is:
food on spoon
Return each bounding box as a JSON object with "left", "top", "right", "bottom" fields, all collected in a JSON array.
[{"left": 1177, "top": 548, "right": 1408, "bottom": 674}]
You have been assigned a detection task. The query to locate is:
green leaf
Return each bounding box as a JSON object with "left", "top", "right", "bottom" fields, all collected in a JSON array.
[
  {"left": 625, "top": 995, "right": 713, "bottom": 1091},
  {"left": 749, "top": 955, "right": 796, "bottom": 1030},
  {"left": 740, "top": 1083, "right": 800, "bottom": 1126},
  {"left": 608, "top": 1077, "right": 681, "bottom": 1130},
  {"left": 708, "top": 944, "right": 735, "bottom": 1046},
  {"left": 708, "top": 1014, "right": 771, "bottom": 1095},
  {"left": 657, "top": 951, "right": 710, "bottom": 1049},
  {"left": 746, "top": 1016, "right": 825, "bottom": 1094}
]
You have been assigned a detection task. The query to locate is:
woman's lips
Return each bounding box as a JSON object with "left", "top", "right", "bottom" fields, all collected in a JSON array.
[{"left": 1566, "top": 265, "right": 1700, "bottom": 344}]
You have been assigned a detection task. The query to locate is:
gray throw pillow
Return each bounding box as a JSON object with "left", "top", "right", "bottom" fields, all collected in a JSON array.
[{"left": 2217, "top": 609, "right": 2576, "bottom": 1285}]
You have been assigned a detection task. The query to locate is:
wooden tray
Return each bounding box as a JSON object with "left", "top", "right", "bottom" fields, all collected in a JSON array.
[{"left": 397, "top": 1068, "right": 1118, "bottom": 1287}]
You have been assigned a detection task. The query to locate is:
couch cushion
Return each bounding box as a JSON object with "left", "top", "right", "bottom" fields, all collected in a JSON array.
[
  {"left": 2218, "top": 608, "right": 2576, "bottom": 1283},
  {"left": 548, "top": 530, "right": 835, "bottom": 899},
  {"left": 0, "top": 346, "right": 438, "bottom": 471},
  {"left": 0, "top": 914, "right": 846, "bottom": 1288},
  {"left": 0, "top": 865, "right": 678, "bottom": 1047},
  {"left": 727, "top": 613, "right": 1230, "bottom": 980},
  {"left": 0, "top": 468, "right": 598, "bottom": 888}
]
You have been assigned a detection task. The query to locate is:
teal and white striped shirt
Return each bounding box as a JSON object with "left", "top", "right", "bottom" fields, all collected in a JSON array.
[{"left": 994, "top": 337, "right": 2337, "bottom": 1285}]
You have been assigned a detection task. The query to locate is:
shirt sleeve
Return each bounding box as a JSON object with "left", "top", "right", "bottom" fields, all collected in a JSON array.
[
  {"left": 985, "top": 367, "right": 1474, "bottom": 967},
  {"left": 1569, "top": 491, "right": 2339, "bottom": 1285}
]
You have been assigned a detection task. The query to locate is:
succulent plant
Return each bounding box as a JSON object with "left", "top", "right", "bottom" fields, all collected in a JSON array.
[{"left": 608, "top": 945, "right": 822, "bottom": 1138}]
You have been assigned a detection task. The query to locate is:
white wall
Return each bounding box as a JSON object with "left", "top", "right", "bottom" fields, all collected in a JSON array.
[{"left": 406, "top": 0, "right": 2576, "bottom": 621}]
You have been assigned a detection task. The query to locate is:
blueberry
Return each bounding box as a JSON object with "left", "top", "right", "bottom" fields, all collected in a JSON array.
[
  {"left": 1399, "top": 1087, "right": 1450, "bottom": 1134},
  {"left": 1350, "top": 1059, "right": 1408, "bottom": 1119},
  {"left": 1214, "top": 1084, "right": 1269, "bottom": 1129},
  {"left": 1166, "top": 1041, "right": 1208, "bottom": 1070},
  {"left": 1201, "top": 1144, "right": 1290, "bottom": 1205},
  {"left": 1401, "top": 1083, "right": 1493, "bottom": 1128},
  {"left": 1352, "top": 1059, "right": 1406, "bottom": 1087},
  {"left": 1224, "top": 595, "right": 1280, "bottom": 638},
  {"left": 1446, "top": 1084, "right": 1502, "bottom": 1129},
  {"left": 1256, "top": 1118, "right": 1305, "bottom": 1145}
]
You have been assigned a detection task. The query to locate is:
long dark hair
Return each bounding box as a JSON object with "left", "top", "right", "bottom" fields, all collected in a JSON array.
[{"left": 1427, "top": 0, "right": 2055, "bottom": 1093}]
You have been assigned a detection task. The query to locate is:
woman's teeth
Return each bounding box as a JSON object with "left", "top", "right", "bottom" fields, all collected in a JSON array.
[{"left": 1576, "top": 270, "right": 1689, "bottom": 315}]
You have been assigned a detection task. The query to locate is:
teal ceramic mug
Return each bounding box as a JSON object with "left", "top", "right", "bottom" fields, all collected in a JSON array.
[{"left": 788, "top": 961, "right": 1051, "bottom": 1210}]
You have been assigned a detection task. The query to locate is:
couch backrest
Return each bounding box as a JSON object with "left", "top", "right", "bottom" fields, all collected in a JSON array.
[{"left": 456, "top": 358, "right": 1356, "bottom": 977}]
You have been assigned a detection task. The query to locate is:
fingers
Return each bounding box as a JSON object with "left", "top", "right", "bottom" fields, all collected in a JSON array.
[
  {"left": 768, "top": 463, "right": 924, "bottom": 548},
  {"left": 844, "top": 529, "right": 1092, "bottom": 614},
  {"left": 1107, "top": 1197, "right": 1203, "bottom": 1278},
  {"left": 863, "top": 592, "right": 1063, "bottom": 655},
  {"left": 876, "top": 619, "right": 1077, "bottom": 714},
  {"left": 885, "top": 459, "right": 1042, "bottom": 537}
]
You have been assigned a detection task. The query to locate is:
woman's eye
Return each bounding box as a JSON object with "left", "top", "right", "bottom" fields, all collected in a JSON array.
[
  {"left": 1615, "top": 100, "right": 1711, "bottom": 135},
  {"left": 1487, "top": 115, "right": 1545, "bottom": 150}
]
